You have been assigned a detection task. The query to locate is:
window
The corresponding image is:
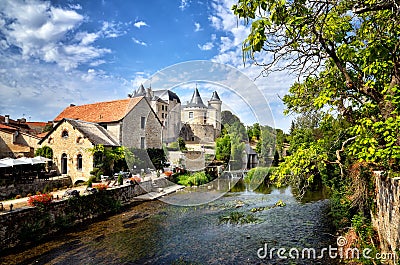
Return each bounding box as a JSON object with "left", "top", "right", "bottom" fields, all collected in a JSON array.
[
  {"left": 76, "top": 137, "right": 84, "bottom": 144},
  {"left": 165, "top": 106, "right": 168, "bottom": 111},
  {"left": 77, "top": 154, "right": 82, "bottom": 171},
  {"left": 162, "top": 113, "right": 164, "bottom": 119},
  {"left": 140, "top": 137, "right": 145, "bottom": 149},
  {"left": 203, "top": 113, "right": 207, "bottom": 124},
  {"left": 141, "top": 117, "right": 146, "bottom": 129},
  {"left": 162, "top": 105, "right": 164, "bottom": 111},
  {"left": 61, "top": 153, "right": 68, "bottom": 174},
  {"left": 48, "top": 137, "right": 54, "bottom": 144},
  {"left": 189, "top": 112, "right": 193, "bottom": 119},
  {"left": 62, "top": 130, "right": 69, "bottom": 138}
]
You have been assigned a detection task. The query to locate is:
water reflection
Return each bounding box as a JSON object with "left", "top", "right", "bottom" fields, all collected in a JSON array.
[
  {"left": 230, "top": 179, "right": 330, "bottom": 203},
  {"left": 0, "top": 182, "right": 336, "bottom": 265}
]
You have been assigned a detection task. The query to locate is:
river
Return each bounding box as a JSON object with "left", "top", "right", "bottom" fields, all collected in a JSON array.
[{"left": 1, "top": 180, "right": 337, "bottom": 265}]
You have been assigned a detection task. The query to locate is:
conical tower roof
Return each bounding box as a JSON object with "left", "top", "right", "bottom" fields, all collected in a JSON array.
[
  {"left": 137, "top": 84, "right": 146, "bottom": 96},
  {"left": 210, "top": 91, "right": 221, "bottom": 101},
  {"left": 186, "top": 87, "right": 207, "bottom": 108}
]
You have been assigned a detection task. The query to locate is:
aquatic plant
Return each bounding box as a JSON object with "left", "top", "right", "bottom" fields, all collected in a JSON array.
[{"left": 219, "top": 211, "right": 259, "bottom": 225}]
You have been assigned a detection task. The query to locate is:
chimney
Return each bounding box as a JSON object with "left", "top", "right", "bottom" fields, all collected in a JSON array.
[
  {"left": 4, "top": 115, "right": 9, "bottom": 124},
  {"left": 70, "top": 104, "right": 76, "bottom": 107}
]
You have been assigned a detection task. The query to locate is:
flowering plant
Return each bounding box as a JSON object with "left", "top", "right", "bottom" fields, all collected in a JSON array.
[
  {"left": 130, "top": 176, "right": 141, "bottom": 183},
  {"left": 27, "top": 193, "right": 53, "bottom": 207},
  {"left": 164, "top": 171, "right": 173, "bottom": 177},
  {"left": 93, "top": 183, "right": 108, "bottom": 191}
]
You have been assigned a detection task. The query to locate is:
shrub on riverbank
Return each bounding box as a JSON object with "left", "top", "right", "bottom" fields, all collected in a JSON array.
[
  {"left": 244, "top": 167, "right": 276, "bottom": 188},
  {"left": 176, "top": 172, "right": 211, "bottom": 186}
]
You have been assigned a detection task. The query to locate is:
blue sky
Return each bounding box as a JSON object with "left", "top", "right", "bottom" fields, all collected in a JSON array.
[{"left": 0, "top": 0, "right": 295, "bottom": 132}]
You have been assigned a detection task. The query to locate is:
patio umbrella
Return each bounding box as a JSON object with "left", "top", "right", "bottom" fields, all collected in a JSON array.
[
  {"left": 33, "top": 156, "right": 52, "bottom": 163},
  {"left": 0, "top": 162, "right": 10, "bottom": 168},
  {"left": 15, "top": 157, "right": 45, "bottom": 165},
  {"left": 0, "top": 158, "right": 29, "bottom": 167}
]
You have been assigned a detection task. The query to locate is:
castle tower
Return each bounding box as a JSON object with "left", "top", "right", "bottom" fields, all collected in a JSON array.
[
  {"left": 182, "top": 87, "right": 208, "bottom": 125},
  {"left": 208, "top": 91, "right": 222, "bottom": 137}
]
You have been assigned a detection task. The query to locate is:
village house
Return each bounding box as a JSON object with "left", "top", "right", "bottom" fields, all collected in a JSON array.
[
  {"left": 0, "top": 115, "right": 47, "bottom": 158},
  {"left": 38, "top": 119, "right": 119, "bottom": 184},
  {"left": 53, "top": 96, "right": 163, "bottom": 149},
  {"left": 39, "top": 96, "right": 163, "bottom": 183},
  {"left": 130, "top": 84, "right": 182, "bottom": 143}
]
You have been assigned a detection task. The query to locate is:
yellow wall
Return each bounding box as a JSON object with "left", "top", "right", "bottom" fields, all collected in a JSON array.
[{"left": 43, "top": 120, "right": 94, "bottom": 184}]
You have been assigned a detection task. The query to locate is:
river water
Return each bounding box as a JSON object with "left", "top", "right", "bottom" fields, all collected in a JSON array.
[{"left": 1, "top": 180, "right": 337, "bottom": 265}]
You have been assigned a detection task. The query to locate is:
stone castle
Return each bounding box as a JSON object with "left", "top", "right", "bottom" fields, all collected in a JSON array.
[{"left": 130, "top": 85, "right": 222, "bottom": 144}]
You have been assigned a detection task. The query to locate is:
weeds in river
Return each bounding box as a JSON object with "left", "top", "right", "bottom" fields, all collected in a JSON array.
[
  {"left": 250, "top": 200, "right": 287, "bottom": 212},
  {"left": 219, "top": 211, "right": 259, "bottom": 225}
]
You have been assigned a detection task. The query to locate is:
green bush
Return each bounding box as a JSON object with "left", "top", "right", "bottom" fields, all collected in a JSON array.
[
  {"left": 87, "top": 175, "right": 96, "bottom": 188},
  {"left": 177, "top": 172, "right": 210, "bottom": 186},
  {"left": 244, "top": 167, "right": 275, "bottom": 188},
  {"left": 167, "top": 141, "right": 179, "bottom": 151}
]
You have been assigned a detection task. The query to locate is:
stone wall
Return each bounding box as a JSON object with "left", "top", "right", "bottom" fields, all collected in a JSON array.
[
  {"left": 372, "top": 174, "right": 400, "bottom": 256},
  {"left": 0, "top": 178, "right": 173, "bottom": 251},
  {"left": 122, "top": 98, "right": 162, "bottom": 149},
  {"left": 44, "top": 120, "right": 95, "bottom": 184},
  {"left": 0, "top": 177, "right": 72, "bottom": 200}
]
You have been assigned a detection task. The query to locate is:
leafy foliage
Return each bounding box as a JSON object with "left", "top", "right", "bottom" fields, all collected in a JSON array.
[
  {"left": 89, "top": 145, "right": 126, "bottom": 176},
  {"left": 35, "top": 146, "right": 53, "bottom": 159},
  {"left": 176, "top": 171, "right": 210, "bottom": 186}
]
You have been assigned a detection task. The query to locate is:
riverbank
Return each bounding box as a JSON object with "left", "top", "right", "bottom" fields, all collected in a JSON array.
[
  {"left": 0, "top": 177, "right": 183, "bottom": 251},
  {"left": 0, "top": 184, "right": 336, "bottom": 264}
]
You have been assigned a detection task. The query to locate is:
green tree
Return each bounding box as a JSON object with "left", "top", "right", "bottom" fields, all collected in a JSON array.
[
  {"left": 177, "top": 137, "right": 187, "bottom": 151},
  {"left": 89, "top": 145, "right": 125, "bottom": 176},
  {"left": 233, "top": 0, "right": 400, "bottom": 240},
  {"left": 216, "top": 134, "right": 231, "bottom": 163},
  {"left": 233, "top": 0, "right": 400, "bottom": 169},
  {"left": 35, "top": 146, "right": 53, "bottom": 159}
]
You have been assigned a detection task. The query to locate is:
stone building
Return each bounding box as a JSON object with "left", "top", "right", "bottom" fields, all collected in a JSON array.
[
  {"left": 130, "top": 85, "right": 181, "bottom": 143},
  {"left": 0, "top": 115, "right": 44, "bottom": 158},
  {"left": 41, "top": 96, "right": 163, "bottom": 183},
  {"left": 180, "top": 88, "right": 222, "bottom": 143},
  {"left": 38, "top": 119, "right": 119, "bottom": 184},
  {"left": 54, "top": 96, "right": 163, "bottom": 149}
]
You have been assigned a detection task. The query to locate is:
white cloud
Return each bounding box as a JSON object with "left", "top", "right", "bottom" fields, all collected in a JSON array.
[
  {"left": 194, "top": 22, "right": 202, "bottom": 32},
  {"left": 132, "top": 37, "right": 147, "bottom": 46},
  {"left": 101, "top": 21, "right": 127, "bottom": 38},
  {"left": 208, "top": 0, "right": 295, "bottom": 131},
  {"left": 0, "top": 0, "right": 124, "bottom": 70},
  {"left": 68, "top": 4, "right": 82, "bottom": 10},
  {"left": 198, "top": 42, "right": 214, "bottom": 51},
  {"left": 179, "top": 0, "right": 189, "bottom": 11},
  {"left": 134, "top": 20, "right": 148, "bottom": 29},
  {"left": 0, "top": 54, "right": 131, "bottom": 122}
]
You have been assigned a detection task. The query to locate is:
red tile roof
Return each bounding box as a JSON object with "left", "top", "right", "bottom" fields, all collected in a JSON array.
[
  {"left": 36, "top": 132, "right": 48, "bottom": 138},
  {"left": 26, "top": 122, "right": 48, "bottom": 127},
  {"left": 54, "top": 97, "right": 144, "bottom": 123},
  {"left": 0, "top": 123, "right": 18, "bottom": 131}
]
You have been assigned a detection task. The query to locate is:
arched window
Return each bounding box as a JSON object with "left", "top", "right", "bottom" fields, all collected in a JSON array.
[
  {"left": 48, "top": 137, "right": 54, "bottom": 144},
  {"left": 62, "top": 130, "right": 69, "bottom": 138},
  {"left": 76, "top": 137, "right": 84, "bottom": 144},
  {"left": 77, "top": 154, "right": 82, "bottom": 171},
  {"left": 61, "top": 153, "right": 68, "bottom": 174}
]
